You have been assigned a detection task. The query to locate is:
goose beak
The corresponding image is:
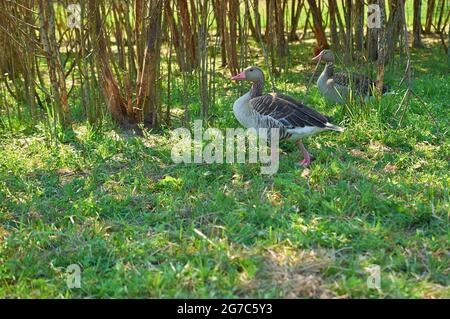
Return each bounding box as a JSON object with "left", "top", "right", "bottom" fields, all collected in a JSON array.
[
  {"left": 312, "top": 51, "right": 323, "bottom": 62},
  {"left": 231, "top": 71, "right": 246, "bottom": 81}
]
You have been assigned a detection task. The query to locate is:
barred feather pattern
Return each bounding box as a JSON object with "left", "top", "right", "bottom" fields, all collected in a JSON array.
[
  {"left": 249, "top": 92, "right": 332, "bottom": 141},
  {"left": 233, "top": 79, "right": 342, "bottom": 145}
]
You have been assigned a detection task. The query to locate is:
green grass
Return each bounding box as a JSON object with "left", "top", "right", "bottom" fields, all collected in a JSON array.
[{"left": 0, "top": 37, "right": 449, "bottom": 298}]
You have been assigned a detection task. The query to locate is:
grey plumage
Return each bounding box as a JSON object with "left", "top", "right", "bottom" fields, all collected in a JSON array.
[
  {"left": 249, "top": 92, "right": 337, "bottom": 139},
  {"left": 314, "top": 50, "right": 391, "bottom": 104},
  {"left": 232, "top": 66, "right": 344, "bottom": 141},
  {"left": 231, "top": 66, "right": 344, "bottom": 167}
]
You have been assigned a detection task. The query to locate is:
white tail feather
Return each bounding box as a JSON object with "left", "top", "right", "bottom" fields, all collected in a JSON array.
[{"left": 325, "top": 123, "right": 345, "bottom": 132}]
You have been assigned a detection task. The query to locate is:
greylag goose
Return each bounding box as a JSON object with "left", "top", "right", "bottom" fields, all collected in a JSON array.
[
  {"left": 313, "top": 49, "right": 390, "bottom": 104},
  {"left": 231, "top": 66, "right": 344, "bottom": 167}
]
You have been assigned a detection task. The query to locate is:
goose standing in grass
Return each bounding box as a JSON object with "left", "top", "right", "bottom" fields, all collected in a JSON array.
[
  {"left": 313, "top": 49, "right": 391, "bottom": 104},
  {"left": 231, "top": 66, "right": 344, "bottom": 167}
]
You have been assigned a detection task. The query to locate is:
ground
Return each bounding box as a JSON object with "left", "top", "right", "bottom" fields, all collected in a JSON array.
[{"left": 0, "top": 38, "right": 449, "bottom": 298}]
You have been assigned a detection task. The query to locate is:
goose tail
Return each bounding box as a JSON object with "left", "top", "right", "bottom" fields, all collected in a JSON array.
[
  {"left": 383, "top": 90, "right": 398, "bottom": 96},
  {"left": 381, "top": 84, "right": 398, "bottom": 96},
  {"left": 325, "top": 122, "right": 345, "bottom": 132}
]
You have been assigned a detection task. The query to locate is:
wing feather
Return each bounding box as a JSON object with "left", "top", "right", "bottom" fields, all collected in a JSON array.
[{"left": 249, "top": 93, "right": 331, "bottom": 128}]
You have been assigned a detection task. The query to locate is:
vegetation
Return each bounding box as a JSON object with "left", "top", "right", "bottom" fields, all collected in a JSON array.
[{"left": 0, "top": 0, "right": 449, "bottom": 298}]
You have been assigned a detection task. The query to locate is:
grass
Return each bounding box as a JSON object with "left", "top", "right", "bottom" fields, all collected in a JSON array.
[{"left": 0, "top": 36, "right": 449, "bottom": 298}]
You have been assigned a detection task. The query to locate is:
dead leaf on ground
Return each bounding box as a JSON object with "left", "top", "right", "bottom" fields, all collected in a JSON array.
[{"left": 383, "top": 164, "right": 397, "bottom": 173}]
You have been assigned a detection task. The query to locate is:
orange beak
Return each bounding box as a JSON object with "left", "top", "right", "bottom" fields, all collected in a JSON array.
[
  {"left": 312, "top": 51, "right": 323, "bottom": 62},
  {"left": 231, "top": 71, "right": 246, "bottom": 80}
]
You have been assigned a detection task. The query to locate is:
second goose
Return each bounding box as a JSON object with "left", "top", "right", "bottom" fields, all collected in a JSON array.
[{"left": 313, "top": 49, "right": 391, "bottom": 104}]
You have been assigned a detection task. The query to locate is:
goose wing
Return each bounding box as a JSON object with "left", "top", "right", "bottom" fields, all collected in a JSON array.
[{"left": 249, "top": 92, "right": 331, "bottom": 128}]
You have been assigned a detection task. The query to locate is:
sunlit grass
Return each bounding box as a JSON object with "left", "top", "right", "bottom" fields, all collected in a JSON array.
[{"left": 0, "top": 36, "right": 449, "bottom": 298}]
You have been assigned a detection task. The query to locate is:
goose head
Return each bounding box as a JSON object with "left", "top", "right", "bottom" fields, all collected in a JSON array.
[
  {"left": 231, "top": 66, "right": 265, "bottom": 83},
  {"left": 312, "top": 49, "right": 335, "bottom": 63}
]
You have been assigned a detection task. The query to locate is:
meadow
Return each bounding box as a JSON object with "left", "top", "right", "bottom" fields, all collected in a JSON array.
[{"left": 0, "top": 34, "right": 449, "bottom": 298}]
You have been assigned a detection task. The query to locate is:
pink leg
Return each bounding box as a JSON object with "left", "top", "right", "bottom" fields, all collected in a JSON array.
[{"left": 296, "top": 139, "right": 312, "bottom": 167}]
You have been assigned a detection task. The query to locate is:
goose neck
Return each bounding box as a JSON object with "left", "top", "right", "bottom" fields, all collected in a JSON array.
[
  {"left": 250, "top": 79, "right": 264, "bottom": 99},
  {"left": 325, "top": 63, "right": 334, "bottom": 78}
]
